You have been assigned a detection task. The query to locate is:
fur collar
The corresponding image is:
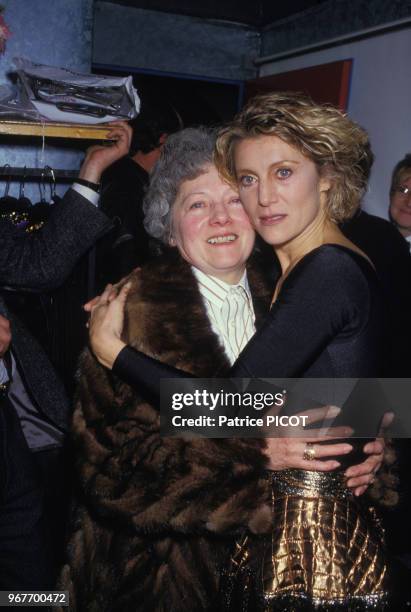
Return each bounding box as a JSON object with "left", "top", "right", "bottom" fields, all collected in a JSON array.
[{"left": 123, "top": 248, "right": 272, "bottom": 376}]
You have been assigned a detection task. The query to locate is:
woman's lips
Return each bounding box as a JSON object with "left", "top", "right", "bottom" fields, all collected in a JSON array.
[{"left": 259, "top": 214, "right": 287, "bottom": 226}]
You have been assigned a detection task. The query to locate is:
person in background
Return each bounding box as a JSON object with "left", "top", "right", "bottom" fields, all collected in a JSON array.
[
  {"left": 339, "top": 152, "right": 411, "bottom": 590},
  {"left": 385, "top": 152, "right": 411, "bottom": 574},
  {"left": 0, "top": 122, "right": 131, "bottom": 589},
  {"left": 340, "top": 210, "right": 411, "bottom": 378},
  {"left": 389, "top": 153, "right": 411, "bottom": 246},
  {"left": 97, "top": 102, "right": 183, "bottom": 287}
]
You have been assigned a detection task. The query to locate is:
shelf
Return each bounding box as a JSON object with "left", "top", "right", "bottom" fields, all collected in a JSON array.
[{"left": 0, "top": 120, "right": 113, "bottom": 140}]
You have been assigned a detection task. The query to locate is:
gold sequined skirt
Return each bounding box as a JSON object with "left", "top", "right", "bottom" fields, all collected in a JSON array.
[{"left": 220, "top": 470, "right": 388, "bottom": 611}]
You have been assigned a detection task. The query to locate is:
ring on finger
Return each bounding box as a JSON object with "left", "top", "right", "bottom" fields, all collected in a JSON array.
[{"left": 303, "top": 442, "right": 317, "bottom": 461}]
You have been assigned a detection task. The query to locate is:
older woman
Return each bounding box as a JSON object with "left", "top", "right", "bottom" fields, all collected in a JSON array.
[
  {"left": 61, "top": 127, "right": 268, "bottom": 612},
  {"left": 87, "top": 97, "right": 396, "bottom": 610},
  {"left": 60, "top": 126, "right": 386, "bottom": 612}
]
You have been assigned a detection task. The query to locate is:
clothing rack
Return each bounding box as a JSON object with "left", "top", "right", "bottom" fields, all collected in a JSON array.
[{"left": 0, "top": 167, "right": 78, "bottom": 181}]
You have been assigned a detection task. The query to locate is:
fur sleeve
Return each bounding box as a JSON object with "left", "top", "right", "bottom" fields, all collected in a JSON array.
[{"left": 72, "top": 349, "right": 272, "bottom": 537}]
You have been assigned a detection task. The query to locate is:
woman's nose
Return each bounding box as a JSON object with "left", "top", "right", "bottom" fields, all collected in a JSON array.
[
  {"left": 258, "top": 179, "right": 278, "bottom": 207},
  {"left": 210, "top": 202, "right": 230, "bottom": 223}
]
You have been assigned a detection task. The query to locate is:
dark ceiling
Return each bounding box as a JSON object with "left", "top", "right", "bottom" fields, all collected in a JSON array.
[{"left": 102, "top": 0, "right": 328, "bottom": 28}]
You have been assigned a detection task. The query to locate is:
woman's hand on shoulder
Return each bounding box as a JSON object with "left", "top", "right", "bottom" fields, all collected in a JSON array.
[{"left": 86, "top": 282, "right": 131, "bottom": 369}]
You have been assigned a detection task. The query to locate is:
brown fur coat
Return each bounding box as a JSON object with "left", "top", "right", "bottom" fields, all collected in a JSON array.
[{"left": 59, "top": 250, "right": 274, "bottom": 612}]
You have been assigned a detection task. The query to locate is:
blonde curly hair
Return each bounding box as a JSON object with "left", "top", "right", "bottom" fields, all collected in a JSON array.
[{"left": 215, "top": 92, "right": 373, "bottom": 223}]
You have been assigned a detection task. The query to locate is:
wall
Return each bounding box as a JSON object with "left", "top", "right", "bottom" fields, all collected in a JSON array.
[
  {"left": 0, "top": 0, "right": 93, "bottom": 197},
  {"left": 259, "top": 26, "right": 411, "bottom": 218},
  {"left": 2, "top": 0, "right": 407, "bottom": 211},
  {"left": 93, "top": 1, "right": 260, "bottom": 81},
  {"left": 261, "top": 0, "right": 411, "bottom": 57}
]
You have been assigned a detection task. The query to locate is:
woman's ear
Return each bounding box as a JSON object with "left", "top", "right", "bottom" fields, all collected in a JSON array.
[
  {"left": 169, "top": 224, "right": 176, "bottom": 246},
  {"left": 319, "top": 164, "right": 332, "bottom": 194},
  {"left": 320, "top": 177, "right": 331, "bottom": 194}
]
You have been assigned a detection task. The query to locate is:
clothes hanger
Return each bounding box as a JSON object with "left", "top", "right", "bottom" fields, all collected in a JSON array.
[
  {"left": 0, "top": 164, "right": 19, "bottom": 213},
  {"left": 45, "top": 165, "right": 61, "bottom": 205},
  {"left": 18, "top": 166, "right": 32, "bottom": 211},
  {"left": 29, "top": 168, "right": 52, "bottom": 227}
]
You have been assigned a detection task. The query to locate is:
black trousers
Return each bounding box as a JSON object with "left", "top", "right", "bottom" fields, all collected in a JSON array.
[{"left": 0, "top": 396, "right": 53, "bottom": 589}]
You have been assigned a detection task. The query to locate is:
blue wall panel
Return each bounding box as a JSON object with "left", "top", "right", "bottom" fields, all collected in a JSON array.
[
  {"left": 261, "top": 0, "right": 411, "bottom": 57},
  {"left": 93, "top": 2, "right": 259, "bottom": 82}
]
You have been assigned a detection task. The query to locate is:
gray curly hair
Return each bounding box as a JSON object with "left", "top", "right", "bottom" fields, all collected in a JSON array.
[{"left": 143, "top": 126, "right": 217, "bottom": 243}]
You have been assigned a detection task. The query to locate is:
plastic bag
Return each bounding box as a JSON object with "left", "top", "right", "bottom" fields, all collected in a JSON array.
[{"left": 0, "top": 58, "right": 140, "bottom": 124}]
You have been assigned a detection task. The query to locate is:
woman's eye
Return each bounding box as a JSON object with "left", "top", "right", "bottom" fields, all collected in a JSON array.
[
  {"left": 239, "top": 175, "right": 256, "bottom": 187},
  {"left": 277, "top": 167, "right": 292, "bottom": 179},
  {"left": 229, "top": 197, "right": 242, "bottom": 205},
  {"left": 189, "top": 201, "right": 205, "bottom": 210}
]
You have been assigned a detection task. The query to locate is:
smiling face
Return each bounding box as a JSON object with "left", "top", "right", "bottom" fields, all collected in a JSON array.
[
  {"left": 390, "top": 172, "right": 411, "bottom": 237},
  {"left": 170, "top": 164, "right": 255, "bottom": 284},
  {"left": 234, "top": 135, "right": 331, "bottom": 251}
]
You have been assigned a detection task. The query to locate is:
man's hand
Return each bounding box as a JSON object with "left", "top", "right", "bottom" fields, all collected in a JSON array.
[
  {"left": 0, "top": 315, "right": 11, "bottom": 358},
  {"left": 78, "top": 121, "right": 132, "bottom": 184}
]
